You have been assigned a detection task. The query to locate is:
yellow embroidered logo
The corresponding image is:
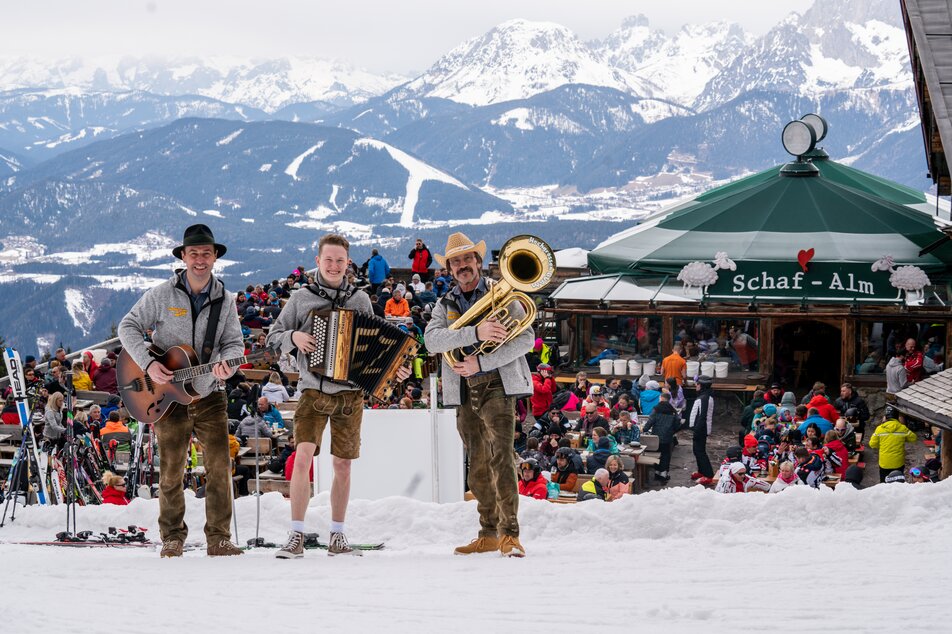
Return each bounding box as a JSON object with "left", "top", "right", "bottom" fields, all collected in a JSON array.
[{"left": 167, "top": 307, "right": 188, "bottom": 317}]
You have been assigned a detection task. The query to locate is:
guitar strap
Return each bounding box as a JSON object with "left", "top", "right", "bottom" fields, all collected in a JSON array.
[{"left": 200, "top": 295, "right": 225, "bottom": 365}]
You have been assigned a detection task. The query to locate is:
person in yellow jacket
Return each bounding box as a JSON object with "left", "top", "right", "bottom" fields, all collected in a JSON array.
[
  {"left": 869, "top": 406, "right": 918, "bottom": 483},
  {"left": 576, "top": 469, "right": 611, "bottom": 502},
  {"left": 70, "top": 360, "right": 94, "bottom": 391}
]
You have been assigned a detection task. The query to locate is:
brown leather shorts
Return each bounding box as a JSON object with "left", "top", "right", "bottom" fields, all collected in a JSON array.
[{"left": 293, "top": 389, "right": 364, "bottom": 459}]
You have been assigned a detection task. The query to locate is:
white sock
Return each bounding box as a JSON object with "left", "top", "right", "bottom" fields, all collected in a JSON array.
[
  {"left": 330, "top": 520, "right": 345, "bottom": 534},
  {"left": 290, "top": 520, "right": 306, "bottom": 533}
]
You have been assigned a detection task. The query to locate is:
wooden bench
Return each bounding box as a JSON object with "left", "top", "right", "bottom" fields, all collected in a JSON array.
[{"left": 241, "top": 369, "right": 300, "bottom": 383}]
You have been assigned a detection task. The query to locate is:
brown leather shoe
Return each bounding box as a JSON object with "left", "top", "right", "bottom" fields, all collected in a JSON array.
[
  {"left": 498, "top": 535, "right": 525, "bottom": 558},
  {"left": 160, "top": 539, "right": 183, "bottom": 558},
  {"left": 207, "top": 539, "right": 244, "bottom": 557},
  {"left": 453, "top": 535, "right": 500, "bottom": 555}
]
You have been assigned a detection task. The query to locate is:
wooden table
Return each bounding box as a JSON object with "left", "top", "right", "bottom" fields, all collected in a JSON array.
[{"left": 0, "top": 433, "right": 12, "bottom": 443}]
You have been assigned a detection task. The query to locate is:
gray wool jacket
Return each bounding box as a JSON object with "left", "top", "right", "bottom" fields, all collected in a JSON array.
[
  {"left": 266, "top": 275, "right": 373, "bottom": 395},
  {"left": 118, "top": 272, "right": 244, "bottom": 399},
  {"left": 424, "top": 279, "right": 533, "bottom": 407}
]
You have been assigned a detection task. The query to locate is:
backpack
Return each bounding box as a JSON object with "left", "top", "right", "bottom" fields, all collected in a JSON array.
[{"left": 551, "top": 389, "right": 572, "bottom": 411}]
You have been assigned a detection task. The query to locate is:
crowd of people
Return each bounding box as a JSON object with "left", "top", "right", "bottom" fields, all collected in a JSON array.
[{"left": 0, "top": 234, "right": 945, "bottom": 513}]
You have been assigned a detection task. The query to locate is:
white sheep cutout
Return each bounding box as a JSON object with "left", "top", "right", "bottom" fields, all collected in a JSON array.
[
  {"left": 871, "top": 255, "right": 931, "bottom": 301},
  {"left": 678, "top": 252, "right": 737, "bottom": 295}
]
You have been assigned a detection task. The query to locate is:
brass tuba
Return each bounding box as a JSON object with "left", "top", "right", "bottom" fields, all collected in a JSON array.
[{"left": 443, "top": 235, "right": 556, "bottom": 366}]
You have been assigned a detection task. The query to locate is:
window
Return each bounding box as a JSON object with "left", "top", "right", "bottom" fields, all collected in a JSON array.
[
  {"left": 586, "top": 315, "right": 661, "bottom": 362},
  {"left": 673, "top": 318, "right": 760, "bottom": 371},
  {"left": 855, "top": 321, "right": 946, "bottom": 375}
]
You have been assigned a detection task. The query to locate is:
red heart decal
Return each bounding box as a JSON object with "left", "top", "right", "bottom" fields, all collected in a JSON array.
[{"left": 797, "top": 248, "right": 815, "bottom": 272}]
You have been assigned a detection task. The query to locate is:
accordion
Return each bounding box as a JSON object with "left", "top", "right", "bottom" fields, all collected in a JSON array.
[{"left": 305, "top": 309, "right": 420, "bottom": 402}]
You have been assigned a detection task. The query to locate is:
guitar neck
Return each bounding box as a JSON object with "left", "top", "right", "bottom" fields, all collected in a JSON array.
[{"left": 172, "top": 353, "right": 259, "bottom": 383}]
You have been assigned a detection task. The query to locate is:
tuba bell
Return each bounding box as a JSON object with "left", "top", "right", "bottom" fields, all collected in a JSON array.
[{"left": 443, "top": 235, "right": 556, "bottom": 366}]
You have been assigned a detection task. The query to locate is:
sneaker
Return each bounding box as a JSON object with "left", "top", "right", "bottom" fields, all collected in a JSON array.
[
  {"left": 690, "top": 471, "right": 703, "bottom": 480},
  {"left": 327, "top": 532, "right": 362, "bottom": 557},
  {"left": 275, "top": 531, "right": 305, "bottom": 559},
  {"left": 696, "top": 477, "right": 714, "bottom": 486},
  {"left": 454, "top": 535, "right": 500, "bottom": 555},
  {"left": 498, "top": 535, "right": 525, "bottom": 558},
  {"left": 160, "top": 539, "right": 183, "bottom": 558},
  {"left": 207, "top": 539, "right": 244, "bottom": 557}
]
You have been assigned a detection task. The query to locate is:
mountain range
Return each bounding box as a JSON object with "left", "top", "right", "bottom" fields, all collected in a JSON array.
[{"left": 0, "top": 0, "right": 935, "bottom": 354}]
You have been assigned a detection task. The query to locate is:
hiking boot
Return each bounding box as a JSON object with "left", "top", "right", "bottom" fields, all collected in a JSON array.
[
  {"left": 454, "top": 535, "right": 500, "bottom": 555},
  {"left": 327, "top": 532, "right": 362, "bottom": 557},
  {"left": 207, "top": 539, "right": 244, "bottom": 557},
  {"left": 498, "top": 535, "right": 525, "bottom": 558},
  {"left": 275, "top": 531, "right": 305, "bottom": 559},
  {"left": 160, "top": 539, "right": 183, "bottom": 558}
]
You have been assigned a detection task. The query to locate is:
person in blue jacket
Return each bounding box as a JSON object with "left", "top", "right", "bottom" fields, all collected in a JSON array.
[
  {"left": 366, "top": 249, "right": 390, "bottom": 293},
  {"left": 639, "top": 380, "right": 662, "bottom": 415}
]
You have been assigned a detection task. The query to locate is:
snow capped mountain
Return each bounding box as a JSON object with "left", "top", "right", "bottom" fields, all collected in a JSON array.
[
  {"left": 399, "top": 19, "right": 652, "bottom": 106},
  {"left": 0, "top": 88, "right": 265, "bottom": 161},
  {"left": 694, "top": 0, "right": 910, "bottom": 111},
  {"left": 0, "top": 55, "right": 407, "bottom": 113},
  {"left": 596, "top": 18, "right": 753, "bottom": 108}
]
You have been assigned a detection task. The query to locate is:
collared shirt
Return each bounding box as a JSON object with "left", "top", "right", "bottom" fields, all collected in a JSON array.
[
  {"left": 451, "top": 276, "right": 488, "bottom": 314},
  {"left": 183, "top": 275, "right": 211, "bottom": 315}
]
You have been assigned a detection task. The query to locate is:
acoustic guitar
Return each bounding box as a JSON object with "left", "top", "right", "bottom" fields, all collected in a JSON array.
[{"left": 117, "top": 344, "right": 278, "bottom": 424}]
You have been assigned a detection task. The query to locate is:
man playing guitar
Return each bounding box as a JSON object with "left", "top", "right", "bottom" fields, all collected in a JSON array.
[{"left": 118, "top": 224, "right": 245, "bottom": 558}]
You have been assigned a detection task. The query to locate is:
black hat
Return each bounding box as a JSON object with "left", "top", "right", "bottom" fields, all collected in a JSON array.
[{"left": 172, "top": 224, "right": 227, "bottom": 259}]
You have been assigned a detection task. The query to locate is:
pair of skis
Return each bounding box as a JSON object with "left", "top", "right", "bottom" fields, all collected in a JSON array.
[{"left": 2, "top": 348, "right": 49, "bottom": 506}]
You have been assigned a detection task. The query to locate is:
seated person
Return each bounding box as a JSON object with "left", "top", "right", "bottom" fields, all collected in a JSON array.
[
  {"left": 821, "top": 429, "right": 848, "bottom": 477},
  {"left": 610, "top": 393, "right": 637, "bottom": 420},
  {"left": 268, "top": 434, "right": 296, "bottom": 475},
  {"left": 834, "top": 416, "right": 858, "bottom": 452},
  {"left": 582, "top": 385, "right": 612, "bottom": 419},
  {"left": 71, "top": 360, "right": 94, "bottom": 391},
  {"left": 798, "top": 407, "right": 833, "bottom": 436},
  {"left": 714, "top": 462, "right": 770, "bottom": 493},
  {"left": 742, "top": 434, "right": 768, "bottom": 473},
  {"left": 794, "top": 447, "right": 823, "bottom": 488},
  {"left": 769, "top": 461, "right": 798, "bottom": 493},
  {"left": 285, "top": 447, "right": 314, "bottom": 482},
  {"left": 639, "top": 380, "right": 662, "bottom": 415},
  {"left": 519, "top": 436, "right": 550, "bottom": 472},
  {"left": 909, "top": 465, "right": 934, "bottom": 484},
  {"left": 604, "top": 454, "right": 629, "bottom": 500},
  {"left": 612, "top": 410, "right": 640, "bottom": 445},
  {"left": 236, "top": 413, "right": 274, "bottom": 448},
  {"left": 100, "top": 471, "right": 129, "bottom": 505},
  {"left": 716, "top": 445, "right": 744, "bottom": 479},
  {"left": 550, "top": 447, "right": 579, "bottom": 492},
  {"left": 228, "top": 433, "right": 252, "bottom": 497},
  {"left": 577, "top": 468, "right": 611, "bottom": 502},
  {"left": 578, "top": 402, "right": 609, "bottom": 439},
  {"left": 384, "top": 288, "right": 411, "bottom": 317},
  {"left": 586, "top": 427, "right": 615, "bottom": 474},
  {"left": 100, "top": 411, "right": 132, "bottom": 449},
  {"left": 544, "top": 406, "right": 571, "bottom": 438},
  {"left": 517, "top": 458, "right": 548, "bottom": 500},
  {"left": 254, "top": 396, "right": 285, "bottom": 428}
]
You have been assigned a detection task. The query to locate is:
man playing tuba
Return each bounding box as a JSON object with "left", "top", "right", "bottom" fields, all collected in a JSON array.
[{"left": 424, "top": 232, "right": 535, "bottom": 557}]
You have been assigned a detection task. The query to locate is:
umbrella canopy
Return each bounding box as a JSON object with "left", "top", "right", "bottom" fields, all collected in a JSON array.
[{"left": 589, "top": 162, "right": 952, "bottom": 277}]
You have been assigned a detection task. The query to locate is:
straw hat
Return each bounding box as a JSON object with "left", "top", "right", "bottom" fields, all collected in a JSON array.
[{"left": 434, "top": 231, "right": 486, "bottom": 268}]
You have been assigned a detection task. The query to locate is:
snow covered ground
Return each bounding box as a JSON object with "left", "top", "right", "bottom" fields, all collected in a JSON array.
[{"left": 2, "top": 482, "right": 950, "bottom": 632}]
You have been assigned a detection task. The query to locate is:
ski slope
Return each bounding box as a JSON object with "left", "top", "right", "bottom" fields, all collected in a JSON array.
[{"left": 1, "top": 481, "right": 949, "bottom": 632}]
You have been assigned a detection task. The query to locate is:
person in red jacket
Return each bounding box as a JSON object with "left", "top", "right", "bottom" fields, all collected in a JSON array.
[
  {"left": 408, "top": 238, "right": 434, "bottom": 282},
  {"left": 517, "top": 458, "right": 548, "bottom": 500},
  {"left": 530, "top": 364, "right": 557, "bottom": 417},
  {"left": 821, "top": 430, "right": 849, "bottom": 476},
  {"left": 285, "top": 450, "right": 314, "bottom": 482},
  {"left": 903, "top": 338, "right": 925, "bottom": 383},
  {"left": 101, "top": 471, "right": 129, "bottom": 505},
  {"left": 808, "top": 394, "right": 838, "bottom": 424}
]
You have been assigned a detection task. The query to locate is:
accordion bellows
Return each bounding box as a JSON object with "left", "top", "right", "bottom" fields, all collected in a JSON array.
[{"left": 306, "top": 309, "right": 420, "bottom": 402}]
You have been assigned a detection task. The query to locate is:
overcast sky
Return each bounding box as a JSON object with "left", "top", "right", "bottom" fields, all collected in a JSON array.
[{"left": 2, "top": 0, "right": 814, "bottom": 74}]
